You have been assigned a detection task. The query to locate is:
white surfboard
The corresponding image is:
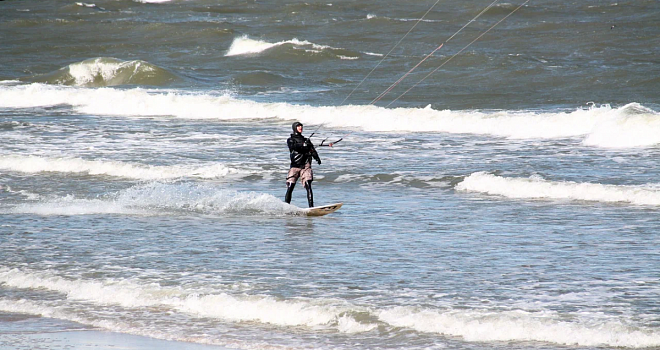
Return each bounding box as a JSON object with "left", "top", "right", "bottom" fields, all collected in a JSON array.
[{"left": 303, "top": 203, "right": 343, "bottom": 216}]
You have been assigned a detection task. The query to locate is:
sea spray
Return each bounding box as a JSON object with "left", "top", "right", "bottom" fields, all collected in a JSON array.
[{"left": 5, "top": 182, "right": 302, "bottom": 216}]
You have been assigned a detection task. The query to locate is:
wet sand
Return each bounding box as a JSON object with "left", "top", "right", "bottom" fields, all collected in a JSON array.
[{"left": 0, "top": 313, "right": 229, "bottom": 350}]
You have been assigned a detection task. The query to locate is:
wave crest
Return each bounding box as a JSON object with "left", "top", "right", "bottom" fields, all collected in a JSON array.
[{"left": 456, "top": 172, "right": 660, "bottom": 206}]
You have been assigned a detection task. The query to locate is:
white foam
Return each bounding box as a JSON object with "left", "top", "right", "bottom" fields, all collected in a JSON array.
[
  {"left": 379, "top": 306, "right": 660, "bottom": 348},
  {"left": 0, "top": 155, "right": 244, "bottom": 180},
  {"left": 1, "top": 84, "right": 658, "bottom": 148},
  {"left": 456, "top": 172, "right": 660, "bottom": 206}
]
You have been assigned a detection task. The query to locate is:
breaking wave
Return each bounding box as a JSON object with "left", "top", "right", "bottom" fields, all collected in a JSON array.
[
  {"left": 456, "top": 172, "right": 660, "bottom": 206},
  {"left": 225, "top": 36, "right": 360, "bottom": 60},
  {"left": 379, "top": 306, "right": 660, "bottom": 348},
  {"left": 0, "top": 267, "right": 375, "bottom": 333},
  {"left": 24, "top": 57, "right": 178, "bottom": 87},
  {"left": 0, "top": 84, "right": 659, "bottom": 148}
]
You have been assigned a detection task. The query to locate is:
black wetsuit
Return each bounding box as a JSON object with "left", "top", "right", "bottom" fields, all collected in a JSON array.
[
  {"left": 285, "top": 122, "right": 321, "bottom": 207},
  {"left": 287, "top": 133, "right": 321, "bottom": 168}
]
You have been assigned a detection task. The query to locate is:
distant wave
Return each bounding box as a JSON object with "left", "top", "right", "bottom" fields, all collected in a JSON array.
[
  {"left": 1, "top": 267, "right": 658, "bottom": 347},
  {"left": 0, "top": 121, "right": 30, "bottom": 130},
  {"left": 230, "top": 71, "right": 291, "bottom": 87},
  {"left": 332, "top": 172, "right": 453, "bottom": 189},
  {"left": 75, "top": 2, "right": 103, "bottom": 9},
  {"left": 365, "top": 14, "right": 442, "bottom": 23},
  {"left": 1, "top": 84, "right": 659, "bottom": 148},
  {"left": 0, "top": 155, "right": 245, "bottom": 180},
  {"left": 225, "top": 36, "right": 303, "bottom": 56},
  {"left": 0, "top": 154, "right": 445, "bottom": 188},
  {"left": 5, "top": 182, "right": 302, "bottom": 216},
  {"left": 456, "top": 172, "right": 660, "bottom": 206},
  {"left": 24, "top": 57, "right": 178, "bottom": 87},
  {"left": 133, "top": 0, "right": 172, "bottom": 3},
  {"left": 225, "top": 36, "right": 360, "bottom": 60}
]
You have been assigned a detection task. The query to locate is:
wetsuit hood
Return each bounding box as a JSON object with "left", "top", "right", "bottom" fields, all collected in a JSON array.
[{"left": 292, "top": 122, "right": 303, "bottom": 135}]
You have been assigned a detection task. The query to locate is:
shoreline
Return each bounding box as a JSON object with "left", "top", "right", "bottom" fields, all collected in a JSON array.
[{"left": 0, "top": 312, "right": 229, "bottom": 350}]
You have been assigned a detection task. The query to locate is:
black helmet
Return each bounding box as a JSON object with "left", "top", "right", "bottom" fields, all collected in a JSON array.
[{"left": 292, "top": 122, "right": 303, "bottom": 134}]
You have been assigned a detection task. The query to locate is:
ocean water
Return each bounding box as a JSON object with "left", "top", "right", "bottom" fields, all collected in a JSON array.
[{"left": 1, "top": 0, "right": 660, "bottom": 349}]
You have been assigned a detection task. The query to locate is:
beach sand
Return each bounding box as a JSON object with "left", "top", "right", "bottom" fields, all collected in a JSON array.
[{"left": 0, "top": 312, "right": 229, "bottom": 350}]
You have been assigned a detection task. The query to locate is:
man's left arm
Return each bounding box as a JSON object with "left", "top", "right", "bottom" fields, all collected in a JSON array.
[{"left": 307, "top": 139, "right": 322, "bottom": 165}]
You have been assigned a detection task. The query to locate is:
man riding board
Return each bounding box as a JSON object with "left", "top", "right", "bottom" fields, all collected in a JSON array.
[{"left": 285, "top": 122, "right": 321, "bottom": 208}]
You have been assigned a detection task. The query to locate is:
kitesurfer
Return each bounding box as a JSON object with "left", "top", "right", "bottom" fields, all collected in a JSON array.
[{"left": 285, "top": 122, "right": 321, "bottom": 208}]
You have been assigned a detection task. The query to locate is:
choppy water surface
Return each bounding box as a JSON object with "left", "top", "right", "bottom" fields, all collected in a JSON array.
[{"left": 1, "top": 0, "right": 659, "bottom": 349}]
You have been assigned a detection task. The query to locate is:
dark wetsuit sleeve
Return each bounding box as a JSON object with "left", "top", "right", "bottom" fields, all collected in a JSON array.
[{"left": 308, "top": 140, "right": 321, "bottom": 163}]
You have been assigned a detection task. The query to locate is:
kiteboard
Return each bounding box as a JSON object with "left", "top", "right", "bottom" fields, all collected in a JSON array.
[{"left": 303, "top": 203, "right": 343, "bottom": 216}]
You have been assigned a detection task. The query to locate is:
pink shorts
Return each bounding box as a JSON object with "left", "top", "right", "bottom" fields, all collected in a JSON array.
[{"left": 286, "top": 163, "right": 313, "bottom": 185}]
